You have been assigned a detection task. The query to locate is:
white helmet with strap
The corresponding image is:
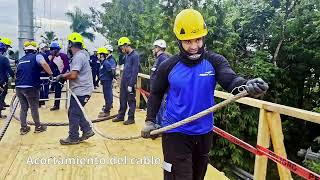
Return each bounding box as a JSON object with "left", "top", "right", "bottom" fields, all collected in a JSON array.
[{"left": 153, "top": 39, "right": 166, "bottom": 48}]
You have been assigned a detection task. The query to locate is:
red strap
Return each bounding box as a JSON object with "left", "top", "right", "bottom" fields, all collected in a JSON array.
[{"left": 213, "top": 127, "right": 320, "bottom": 180}]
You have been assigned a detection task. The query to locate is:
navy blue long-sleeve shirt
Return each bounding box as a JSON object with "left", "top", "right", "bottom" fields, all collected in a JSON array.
[
  {"left": 150, "top": 52, "right": 170, "bottom": 81},
  {"left": 0, "top": 54, "right": 14, "bottom": 84},
  {"left": 122, "top": 50, "right": 140, "bottom": 87},
  {"left": 146, "top": 51, "right": 247, "bottom": 134}
]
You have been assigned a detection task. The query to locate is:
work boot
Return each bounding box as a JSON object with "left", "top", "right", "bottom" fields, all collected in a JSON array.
[
  {"left": 50, "top": 106, "right": 59, "bottom": 111},
  {"left": 123, "top": 119, "right": 135, "bottom": 125},
  {"left": 60, "top": 136, "right": 80, "bottom": 145},
  {"left": 20, "top": 126, "right": 31, "bottom": 135},
  {"left": 80, "top": 130, "right": 95, "bottom": 142},
  {"left": 34, "top": 125, "right": 47, "bottom": 133},
  {"left": 112, "top": 117, "right": 124, "bottom": 122},
  {"left": 98, "top": 112, "right": 110, "bottom": 118}
]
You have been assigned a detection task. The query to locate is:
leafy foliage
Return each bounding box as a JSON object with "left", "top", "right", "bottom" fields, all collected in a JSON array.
[{"left": 65, "top": 7, "right": 95, "bottom": 41}]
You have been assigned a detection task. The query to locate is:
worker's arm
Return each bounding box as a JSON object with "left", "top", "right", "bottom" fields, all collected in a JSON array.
[
  {"left": 129, "top": 54, "right": 140, "bottom": 87},
  {"left": 206, "top": 52, "right": 247, "bottom": 93},
  {"left": 37, "top": 54, "right": 53, "bottom": 76},
  {"left": 60, "top": 53, "right": 70, "bottom": 74},
  {"left": 58, "top": 52, "right": 85, "bottom": 81},
  {"left": 4, "top": 57, "right": 14, "bottom": 78},
  {"left": 61, "top": 70, "right": 79, "bottom": 80}
]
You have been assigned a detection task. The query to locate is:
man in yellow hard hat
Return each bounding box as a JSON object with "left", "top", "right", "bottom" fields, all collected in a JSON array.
[
  {"left": 0, "top": 37, "right": 13, "bottom": 51},
  {"left": 112, "top": 37, "right": 140, "bottom": 125},
  {"left": 141, "top": 9, "right": 269, "bottom": 179},
  {"left": 96, "top": 47, "right": 116, "bottom": 118},
  {"left": 56, "top": 32, "right": 94, "bottom": 145},
  {"left": 15, "top": 41, "right": 53, "bottom": 135},
  {"left": 0, "top": 38, "right": 14, "bottom": 118}
]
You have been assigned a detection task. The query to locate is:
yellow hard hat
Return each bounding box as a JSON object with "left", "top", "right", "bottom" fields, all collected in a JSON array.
[
  {"left": 173, "top": 9, "right": 208, "bottom": 40},
  {"left": 23, "top": 41, "right": 38, "bottom": 50},
  {"left": 118, "top": 37, "right": 131, "bottom": 46},
  {"left": 68, "top": 32, "right": 83, "bottom": 46},
  {"left": 0, "top": 37, "right": 13, "bottom": 47},
  {"left": 97, "top": 47, "right": 109, "bottom": 54}
]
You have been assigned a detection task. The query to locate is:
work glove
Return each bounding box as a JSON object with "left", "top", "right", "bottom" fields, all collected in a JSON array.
[
  {"left": 55, "top": 74, "right": 64, "bottom": 82},
  {"left": 127, "top": 86, "right": 133, "bottom": 93},
  {"left": 245, "top": 78, "right": 269, "bottom": 97},
  {"left": 141, "top": 121, "right": 161, "bottom": 139}
]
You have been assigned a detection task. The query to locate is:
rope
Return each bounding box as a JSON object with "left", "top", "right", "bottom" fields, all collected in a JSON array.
[
  {"left": 150, "top": 89, "right": 248, "bottom": 135},
  {"left": 67, "top": 88, "right": 141, "bottom": 140},
  {"left": 0, "top": 95, "right": 19, "bottom": 142}
]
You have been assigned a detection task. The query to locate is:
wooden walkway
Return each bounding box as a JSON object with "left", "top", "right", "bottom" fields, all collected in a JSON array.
[{"left": 0, "top": 89, "right": 228, "bottom": 180}]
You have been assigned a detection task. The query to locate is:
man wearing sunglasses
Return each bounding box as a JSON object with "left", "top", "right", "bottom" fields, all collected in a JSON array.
[{"left": 15, "top": 41, "right": 53, "bottom": 135}]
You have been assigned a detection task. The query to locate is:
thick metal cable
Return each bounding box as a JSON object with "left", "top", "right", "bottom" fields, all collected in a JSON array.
[{"left": 0, "top": 95, "right": 19, "bottom": 141}]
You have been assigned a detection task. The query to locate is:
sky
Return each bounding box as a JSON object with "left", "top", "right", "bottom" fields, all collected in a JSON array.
[{"left": 0, "top": 0, "right": 108, "bottom": 53}]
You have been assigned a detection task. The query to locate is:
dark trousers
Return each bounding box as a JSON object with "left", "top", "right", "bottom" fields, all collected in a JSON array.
[
  {"left": 0, "top": 82, "right": 8, "bottom": 114},
  {"left": 92, "top": 69, "right": 100, "bottom": 87},
  {"left": 53, "top": 82, "right": 63, "bottom": 108},
  {"left": 16, "top": 87, "right": 41, "bottom": 127},
  {"left": 117, "top": 80, "right": 136, "bottom": 120},
  {"left": 101, "top": 80, "right": 113, "bottom": 113},
  {"left": 162, "top": 132, "right": 213, "bottom": 180},
  {"left": 39, "top": 79, "right": 49, "bottom": 106},
  {"left": 68, "top": 95, "right": 91, "bottom": 140}
]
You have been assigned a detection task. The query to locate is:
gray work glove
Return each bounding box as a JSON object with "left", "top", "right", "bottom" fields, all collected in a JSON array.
[
  {"left": 245, "top": 78, "right": 269, "bottom": 97},
  {"left": 141, "top": 121, "right": 161, "bottom": 139},
  {"left": 55, "top": 74, "right": 64, "bottom": 82}
]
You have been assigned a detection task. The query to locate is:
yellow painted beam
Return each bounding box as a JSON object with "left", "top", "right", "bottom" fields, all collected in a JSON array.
[
  {"left": 136, "top": 77, "right": 142, "bottom": 108},
  {"left": 214, "top": 91, "right": 320, "bottom": 124},
  {"left": 254, "top": 109, "right": 270, "bottom": 180},
  {"left": 267, "top": 112, "right": 292, "bottom": 180}
]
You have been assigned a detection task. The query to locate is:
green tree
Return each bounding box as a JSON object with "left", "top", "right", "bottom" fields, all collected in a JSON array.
[
  {"left": 66, "top": 7, "right": 95, "bottom": 41},
  {"left": 40, "top": 31, "right": 58, "bottom": 46}
]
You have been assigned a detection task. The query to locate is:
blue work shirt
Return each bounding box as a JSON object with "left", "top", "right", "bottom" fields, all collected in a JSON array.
[{"left": 99, "top": 55, "right": 117, "bottom": 81}]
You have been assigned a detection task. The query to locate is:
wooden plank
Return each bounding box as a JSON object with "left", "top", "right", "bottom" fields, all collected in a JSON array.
[
  {"left": 138, "top": 73, "right": 150, "bottom": 80},
  {"left": 136, "top": 77, "right": 142, "bottom": 108},
  {"left": 267, "top": 112, "right": 292, "bottom": 180},
  {"left": 0, "top": 89, "right": 228, "bottom": 179},
  {"left": 214, "top": 91, "right": 320, "bottom": 124},
  {"left": 254, "top": 109, "right": 270, "bottom": 180}
]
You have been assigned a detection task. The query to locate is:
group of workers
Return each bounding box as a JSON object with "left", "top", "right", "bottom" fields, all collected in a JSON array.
[{"left": 0, "top": 9, "right": 269, "bottom": 180}]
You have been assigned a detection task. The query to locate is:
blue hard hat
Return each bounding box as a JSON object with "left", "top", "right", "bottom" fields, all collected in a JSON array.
[
  {"left": 0, "top": 42, "right": 6, "bottom": 49},
  {"left": 50, "top": 41, "right": 61, "bottom": 50}
]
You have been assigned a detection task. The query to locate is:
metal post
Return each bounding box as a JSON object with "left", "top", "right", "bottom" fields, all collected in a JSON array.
[{"left": 18, "top": 0, "right": 34, "bottom": 58}]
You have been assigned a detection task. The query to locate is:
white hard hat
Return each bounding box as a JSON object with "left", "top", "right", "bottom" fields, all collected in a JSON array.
[
  {"left": 153, "top": 39, "right": 166, "bottom": 48},
  {"left": 39, "top": 43, "right": 48, "bottom": 49},
  {"left": 105, "top": 44, "right": 113, "bottom": 52}
]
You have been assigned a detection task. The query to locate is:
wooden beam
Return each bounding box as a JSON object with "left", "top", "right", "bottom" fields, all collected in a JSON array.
[
  {"left": 214, "top": 91, "right": 320, "bottom": 124},
  {"left": 267, "top": 112, "right": 292, "bottom": 180},
  {"left": 136, "top": 77, "right": 142, "bottom": 108},
  {"left": 138, "top": 73, "right": 150, "bottom": 80},
  {"left": 254, "top": 109, "right": 270, "bottom": 180}
]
